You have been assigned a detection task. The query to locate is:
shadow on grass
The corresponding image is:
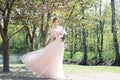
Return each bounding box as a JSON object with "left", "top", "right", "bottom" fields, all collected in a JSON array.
[
  {"left": 0, "top": 75, "right": 51, "bottom": 80},
  {"left": 0, "top": 67, "right": 55, "bottom": 80}
]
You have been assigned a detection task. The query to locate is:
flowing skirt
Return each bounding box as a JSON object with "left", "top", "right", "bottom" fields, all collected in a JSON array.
[{"left": 21, "top": 39, "right": 65, "bottom": 79}]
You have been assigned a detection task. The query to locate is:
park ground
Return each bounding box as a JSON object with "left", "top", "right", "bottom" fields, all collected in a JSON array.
[{"left": 0, "top": 64, "right": 120, "bottom": 80}]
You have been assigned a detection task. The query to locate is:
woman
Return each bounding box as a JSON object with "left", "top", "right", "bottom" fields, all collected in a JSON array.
[{"left": 21, "top": 17, "right": 67, "bottom": 79}]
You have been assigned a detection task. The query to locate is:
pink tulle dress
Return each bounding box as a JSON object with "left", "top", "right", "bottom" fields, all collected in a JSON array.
[{"left": 21, "top": 26, "right": 67, "bottom": 79}]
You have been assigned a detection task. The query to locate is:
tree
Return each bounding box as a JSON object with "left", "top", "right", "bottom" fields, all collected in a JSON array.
[
  {"left": 111, "top": 0, "right": 120, "bottom": 66},
  {"left": 0, "top": 0, "right": 15, "bottom": 72},
  {"left": 16, "top": 0, "right": 67, "bottom": 48},
  {"left": 15, "top": 0, "right": 51, "bottom": 50},
  {"left": 79, "top": 0, "right": 87, "bottom": 65},
  {"left": 96, "top": 0, "right": 105, "bottom": 64},
  {"left": 41, "top": 11, "right": 51, "bottom": 47}
]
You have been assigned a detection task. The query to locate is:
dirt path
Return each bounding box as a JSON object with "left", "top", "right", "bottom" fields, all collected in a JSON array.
[
  {"left": 0, "top": 67, "right": 120, "bottom": 80},
  {"left": 65, "top": 72, "right": 120, "bottom": 80}
]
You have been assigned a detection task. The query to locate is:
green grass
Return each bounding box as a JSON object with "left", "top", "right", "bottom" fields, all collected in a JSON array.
[
  {"left": 0, "top": 64, "right": 120, "bottom": 74},
  {"left": 64, "top": 64, "right": 120, "bottom": 74}
]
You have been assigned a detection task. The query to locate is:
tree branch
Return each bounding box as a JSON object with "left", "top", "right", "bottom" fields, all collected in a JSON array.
[
  {"left": 0, "top": 6, "right": 3, "bottom": 12},
  {"left": 24, "top": 24, "right": 32, "bottom": 42},
  {"left": 45, "top": 11, "right": 51, "bottom": 33},
  {"left": 68, "top": 1, "right": 78, "bottom": 18},
  {"left": 9, "top": 0, "right": 15, "bottom": 10},
  {"left": 0, "top": 24, "right": 5, "bottom": 40},
  {"left": 8, "top": 27, "right": 24, "bottom": 41},
  {"left": 32, "top": 24, "right": 36, "bottom": 40},
  {"left": 7, "top": 0, "right": 15, "bottom": 18}
]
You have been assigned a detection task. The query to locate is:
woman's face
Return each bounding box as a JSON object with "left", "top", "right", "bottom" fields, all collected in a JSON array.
[{"left": 53, "top": 19, "right": 59, "bottom": 26}]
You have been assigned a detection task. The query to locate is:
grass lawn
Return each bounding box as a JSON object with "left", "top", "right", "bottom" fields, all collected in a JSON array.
[
  {"left": 63, "top": 64, "right": 120, "bottom": 74},
  {"left": 0, "top": 64, "right": 120, "bottom": 80},
  {"left": 0, "top": 64, "right": 120, "bottom": 73}
]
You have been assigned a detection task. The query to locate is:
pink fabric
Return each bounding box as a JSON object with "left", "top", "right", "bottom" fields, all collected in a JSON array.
[{"left": 21, "top": 26, "right": 67, "bottom": 79}]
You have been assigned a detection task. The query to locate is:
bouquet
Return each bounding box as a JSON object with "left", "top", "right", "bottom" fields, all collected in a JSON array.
[{"left": 61, "top": 35, "right": 66, "bottom": 41}]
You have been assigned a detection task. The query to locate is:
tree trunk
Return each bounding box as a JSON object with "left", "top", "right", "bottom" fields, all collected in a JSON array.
[
  {"left": 111, "top": 0, "right": 120, "bottom": 66},
  {"left": 42, "top": 12, "right": 51, "bottom": 47},
  {"left": 2, "top": 39, "right": 9, "bottom": 72},
  {"left": 79, "top": 2, "right": 87, "bottom": 65},
  {"left": 80, "top": 28, "right": 87, "bottom": 65},
  {"left": 23, "top": 24, "right": 36, "bottom": 51},
  {"left": 30, "top": 39, "right": 34, "bottom": 51},
  {"left": 3, "top": 18, "right": 10, "bottom": 72},
  {"left": 40, "top": 13, "right": 44, "bottom": 47},
  {"left": 0, "top": 22, "right": 10, "bottom": 72},
  {"left": 97, "top": 0, "right": 104, "bottom": 64}
]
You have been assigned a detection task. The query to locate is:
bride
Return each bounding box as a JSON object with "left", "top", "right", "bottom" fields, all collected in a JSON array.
[{"left": 21, "top": 17, "right": 67, "bottom": 79}]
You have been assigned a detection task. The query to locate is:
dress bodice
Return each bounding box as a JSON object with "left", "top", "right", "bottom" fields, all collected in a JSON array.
[{"left": 51, "top": 26, "right": 67, "bottom": 39}]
